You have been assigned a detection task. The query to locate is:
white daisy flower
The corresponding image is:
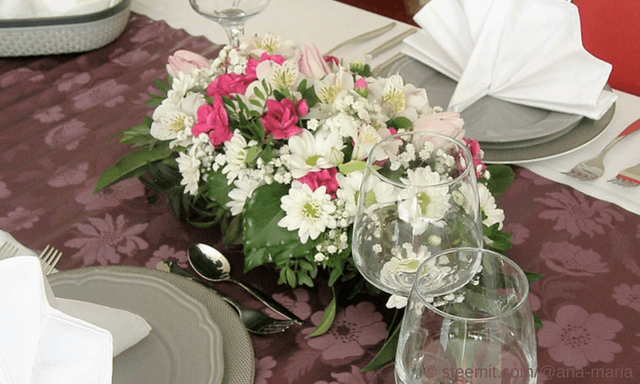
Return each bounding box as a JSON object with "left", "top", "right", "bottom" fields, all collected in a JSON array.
[
  {"left": 287, "top": 130, "right": 343, "bottom": 178},
  {"left": 397, "top": 167, "right": 450, "bottom": 235},
  {"left": 222, "top": 130, "right": 258, "bottom": 184},
  {"left": 176, "top": 148, "right": 202, "bottom": 196},
  {"left": 336, "top": 170, "right": 396, "bottom": 218},
  {"left": 479, "top": 183, "right": 504, "bottom": 230},
  {"left": 227, "top": 178, "right": 262, "bottom": 216},
  {"left": 277, "top": 181, "right": 337, "bottom": 244}
]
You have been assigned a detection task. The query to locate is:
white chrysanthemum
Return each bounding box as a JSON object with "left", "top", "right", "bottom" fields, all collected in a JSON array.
[
  {"left": 221, "top": 131, "right": 258, "bottom": 184},
  {"left": 167, "top": 72, "right": 197, "bottom": 101},
  {"left": 380, "top": 245, "right": 431, "bottom": 293},
  {"left": 479, "top": 183, "right": 504, "bottom": 230},
  {"left": 226, "top": 178, "right": 262, "bottom": 216},
  {"left": 397, "top": 168, "right": 450, "bottom": 234},
  {"left": 277, "top": 181, "right": 337, "bottom": 244},
  {"left": 336, "top": 170, "right": 396, "bottom": 218},
  {"left": 150, "top": 93, "right": 206, "bottom": 144},
  {"left": 176, "top": 148, "right": 201, "bottom": 196},
  {"left": 287, "top": 130, "right": 343, "bottom": 178}
]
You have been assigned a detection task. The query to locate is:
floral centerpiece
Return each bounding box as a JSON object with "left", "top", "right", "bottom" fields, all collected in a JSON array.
[{"left": 96, "top": 32, "right": 518, "bottom": 368}]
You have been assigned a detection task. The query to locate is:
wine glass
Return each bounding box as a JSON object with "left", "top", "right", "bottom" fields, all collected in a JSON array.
[
  {"left": 395, "top": 247, "right": 537, "bottom": 384},
  {"left": 351, "top": 131, "right": 483, "bottom": 298},
  {"left": 189, "top": 0, "right": 271, "bottom": 47}
]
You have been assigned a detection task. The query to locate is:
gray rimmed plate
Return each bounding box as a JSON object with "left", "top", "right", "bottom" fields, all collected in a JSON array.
[
  {"left": 49, "top": 266, "right": 254, "bottom": 384},
  {"left": 383, "top": 55, "right": 583, "bottom": 144}
]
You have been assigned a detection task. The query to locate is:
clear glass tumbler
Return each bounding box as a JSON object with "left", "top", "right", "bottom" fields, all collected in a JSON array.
[
  {"left": 352, "top": 131, "right": 482, "bottom": 297},
  {"left": 395, "top": 247, "right": 537, "bottom": 384}
]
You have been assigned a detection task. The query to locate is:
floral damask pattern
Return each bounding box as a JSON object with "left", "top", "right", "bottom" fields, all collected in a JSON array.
[
  {"left": 537, "top": 305, "right": 623, "bottom": 369},
  {"left": 540, "top": 241, "right": 609, "bottom": 276},
  {"left": 1, "top": 14, "right": 640, "bottom": 384},
  {"left": 612, "top": 284, "right": 640, "bottom": 312},
  {"left": 301, "top": 302, "right": 387, "bottom": 365},
  {"left": 64, "top": 213, "right": 149, "bottom": 266},
  {"left": 535, "top": 188, "right": 625, "bottom": 238}
]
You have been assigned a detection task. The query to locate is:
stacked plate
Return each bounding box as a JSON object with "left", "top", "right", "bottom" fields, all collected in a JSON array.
[
  {"left": 49, "top": 266, "right": 255, "bottom": 384},
  {"left": 382, "top": 56, "right": 615, "bottom": 163}
]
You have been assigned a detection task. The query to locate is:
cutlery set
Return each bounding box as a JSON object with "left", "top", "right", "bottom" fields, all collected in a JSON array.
[
  {"left": 2, "top": 240, "right": 295, "bottom": 335},
  {"left": 564, "top": 118, "right": 640, "bottom": 186}
]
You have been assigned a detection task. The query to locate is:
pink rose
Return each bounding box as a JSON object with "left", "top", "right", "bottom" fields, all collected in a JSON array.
[
  {"left": 297, "top": 168, "right": 339, "bottom": 198},
  {"left": 413, "top": 111, "right": 465, "bottom": 140},
  {"left": 297, "top": 43, "right": 330, "bottom": 79},
  {"left": 192, "top": 95, "right": 233, "bottom": 146},
  {"left": 166, "top": 50, "right": 209, "bottom": 78},
  {"left": 260, "top": 98, "right": 303, "bottom": 139},
  {"left": 246, "top": 52, "right": 286, "bottom": 78},
  {"left": 206, "top": 73, "right": 253, "bottom": 98}
]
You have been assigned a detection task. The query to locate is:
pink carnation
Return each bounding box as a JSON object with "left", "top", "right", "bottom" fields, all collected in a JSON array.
[
  {"left": 206, "top": 73, "right": 254, "bottom": 98},
  {"left": 246, "top": 52, "right": 286, "bottom": 78},
  {"left": 297, "top": 168, "right": 339, "bottom": 198},
  {"left": 260, "top": 98, "right": 303, "bottom": 139},
  {"left": 192, "top": 95, "right": 233, "bottom": 146},
  {"left": 463, "top": 138, "right": 486, "bottom": 179}
]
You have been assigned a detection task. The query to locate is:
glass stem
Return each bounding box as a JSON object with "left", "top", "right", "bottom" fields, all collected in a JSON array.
[{"left": 225, "top": 25, "right": 245, "bottom": 47}]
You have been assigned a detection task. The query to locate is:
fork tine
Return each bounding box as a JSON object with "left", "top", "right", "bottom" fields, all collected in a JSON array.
[
  {"left": 39, "top": 245, "right": 62, "bottom": 275},
  {"left": 0, "top": 242, "right": 18, "bottom": 260}
]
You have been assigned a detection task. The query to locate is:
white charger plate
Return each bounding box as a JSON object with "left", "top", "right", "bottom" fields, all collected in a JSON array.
[
  {"left": 49, "top": 267, "right": 254, "bottom": 384},
  {"left": 383, "top": 55, "right": 583, "bottom": 144}
]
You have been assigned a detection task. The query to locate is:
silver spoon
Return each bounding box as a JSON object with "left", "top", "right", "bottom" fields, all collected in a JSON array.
[{"left": 187, "top": 243, "right": 303, "bottom": 324}]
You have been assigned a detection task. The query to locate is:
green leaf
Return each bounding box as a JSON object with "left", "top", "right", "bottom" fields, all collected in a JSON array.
[
  {"left": 485, "top": 164, "right": 514, "bottom": 197},
  {"left": 525, "top": 271, "right": 545, "bottom": 284},
  {"left": 338, "top": 160, "right": 367, "bottom": 174},
  {"left": 222, "top": 215, "right": 244, "bottom": 246},
  {"left": 205, "top": 170, "right": 234, "bottom": 206},
  {"left": 94, "top": 144, "right": 173, "bottom": 193},
  {"left": 534, "top": 312, "right": 543, "bottom": 329},
  {"left": 361, "top": 312, "right": 402, "bottom": 372},
  {"left": 387, "top": 116, "right": 413, "bottom": 129},
  {"left": 308, "top": 290, "right": 337, "bottom": 337}
]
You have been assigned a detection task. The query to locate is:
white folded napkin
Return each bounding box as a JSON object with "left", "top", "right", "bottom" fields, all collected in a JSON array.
[
  {"left": 403, "top": 0, "right": 617, "bottom": 120},
  {"left": 0, "top": 230, "right": 152, "bottom": 358},
  {"left": 0, "top": 0, "right": 120, "bottom": 19},
  {"left": 0, "top": 257, "right": 112, "bottom": 384}
]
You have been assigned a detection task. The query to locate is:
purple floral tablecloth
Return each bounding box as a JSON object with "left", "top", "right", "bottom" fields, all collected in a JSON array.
[{"left": 1, "top": 13, "right": 639, "bottom": 383}]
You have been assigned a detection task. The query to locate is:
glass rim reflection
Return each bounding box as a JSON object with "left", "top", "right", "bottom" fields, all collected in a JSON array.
[
  {"left": 365, "top": 130, "right": 475, "bottom": 189},
  {"left": 414, "top": 247, "right": 530, "bottom": 323}
]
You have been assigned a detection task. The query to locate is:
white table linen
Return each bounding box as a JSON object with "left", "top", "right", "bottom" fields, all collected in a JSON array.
[
  {"left": 0, "top": 230, "right": 153, "bottom": 358},
  {"left": 130, "top": 0, "right": 640, "bottom": 215},
  {"left": 0, "top": 257, "right": 113, "bottom": 384}
]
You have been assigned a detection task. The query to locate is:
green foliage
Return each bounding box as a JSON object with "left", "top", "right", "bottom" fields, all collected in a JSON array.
[
  {"left": 485, "top": 164, "right": 515, "bottom": 197},
  {"left": 94, "top": 143, "right": 173, "bottom": 193},
  {"left": 308, "top": 290, "right": 337, "bottom": 337}
]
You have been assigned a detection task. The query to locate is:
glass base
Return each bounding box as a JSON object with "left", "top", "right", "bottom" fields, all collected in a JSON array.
[{"left": 370, "top": 363, "right": 396, "bottom": 384}]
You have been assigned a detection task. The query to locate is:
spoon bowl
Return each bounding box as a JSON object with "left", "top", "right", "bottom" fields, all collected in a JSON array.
[{"left": 187, "top": 243, "right": 303, "bottom": 324}]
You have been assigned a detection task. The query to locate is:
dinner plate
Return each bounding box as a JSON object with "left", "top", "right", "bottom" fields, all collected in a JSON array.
[
  {"left": 49, "top": 266, "right": 254, "bottom": 384},
  {"left": 382, "top": 55, "right": 583, "bottom": 144}
]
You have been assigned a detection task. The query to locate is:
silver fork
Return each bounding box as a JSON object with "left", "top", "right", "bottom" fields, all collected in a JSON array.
[
  {"left": 563, "top": 118, "right": 640, "bottom": 181},
  {"left": 39, "top": 245, "right": 62, "bottom": 275},
  {"left": 156, "top": 260, "right": 295, "bottom": 335},
  {"left": 609, "top": 162, "right": 640, "bottom": 187},
  {"left": 0, "top": 242, "right": 19, "bottom": 260}
]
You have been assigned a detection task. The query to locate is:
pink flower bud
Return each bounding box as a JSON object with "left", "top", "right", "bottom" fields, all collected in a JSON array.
[
  {"left": 298, "top": 43, "right": 330, "bottom": 79},
  {"left": 166, "top": 50, "right": 209, "bottom": 78}
]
